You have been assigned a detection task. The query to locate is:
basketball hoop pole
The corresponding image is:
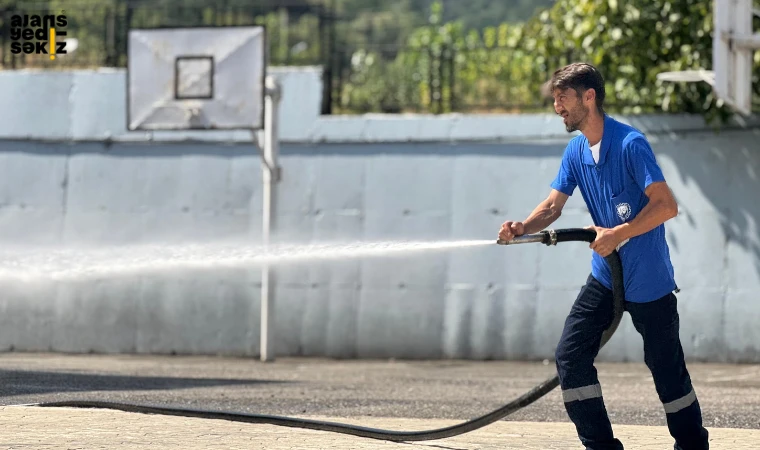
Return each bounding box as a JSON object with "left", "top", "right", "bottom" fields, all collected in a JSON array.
[
  {"left": 126, "top": 26, "right": 272, "bottom": 359},
  {"left": 259, "top": 75, "right": 282, "bottom": 363}
]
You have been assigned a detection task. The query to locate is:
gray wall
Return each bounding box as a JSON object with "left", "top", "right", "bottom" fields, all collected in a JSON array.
[{"left": 0, "top": 68, "right": 759, "bottom": 363}]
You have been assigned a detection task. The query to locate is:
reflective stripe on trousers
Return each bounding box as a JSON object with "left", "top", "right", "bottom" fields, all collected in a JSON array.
[
  {"left": 663, "top": 388, "right": 697, "bottom": 414},
  {"left": 563, "top": 383, "right": 603, "bottom": 403}
]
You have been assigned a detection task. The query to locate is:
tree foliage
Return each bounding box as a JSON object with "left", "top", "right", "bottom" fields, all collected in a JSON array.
[
  {"left": 334, "top": 0, "right": 556, "bottom": 29},
  {"left": 338, "top": 0, "right": 760, "bottom": 119},
  {"left": 2, "top": 0, "right": 326, "bottom": 69},
  {"left": 3, "top": 0, "right": 757, "bottom": 117}
]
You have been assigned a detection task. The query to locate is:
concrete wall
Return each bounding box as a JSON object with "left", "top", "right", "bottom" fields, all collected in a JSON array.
[{"left": 0, "top": 68, "right": 758, "bottom": 363}]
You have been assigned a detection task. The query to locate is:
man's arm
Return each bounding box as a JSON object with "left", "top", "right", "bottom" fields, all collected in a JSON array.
[
  {"left": 616, "top": 135, "right": 678, "bottom": 240},
  {"left": 498, "top": 189, "right": 569, "bottom": 242},
  {"left": 589, "top": 180, "right": 678, "bottom": 257},
  {"left": 522, "top": 189, "right": 570, "bottom": 234},
  {"left": 614, "top": 181, "right": 678, "bottom": 241},
  {"left": 589, "top": 134, "right": 678, "bottom": 257},
  {"left": 500, "top": 144, "right": 575, "bottom": 242}
]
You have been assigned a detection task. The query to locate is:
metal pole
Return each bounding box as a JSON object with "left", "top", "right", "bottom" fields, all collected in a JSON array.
[{"left": 260, "top": 76, "right": 281, "bottom": 362}]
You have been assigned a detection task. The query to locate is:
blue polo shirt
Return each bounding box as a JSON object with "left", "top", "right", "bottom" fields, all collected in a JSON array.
[{"left": 550, "top": 114, "right": 677, "bottom": 303}]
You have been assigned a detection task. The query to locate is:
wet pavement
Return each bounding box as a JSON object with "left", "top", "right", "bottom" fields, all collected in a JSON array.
[{"left": 1, "top": 353, "right": 758, "bottom": 448}]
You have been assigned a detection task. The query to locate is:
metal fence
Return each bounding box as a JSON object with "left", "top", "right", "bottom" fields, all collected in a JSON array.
[
  {"left": 1, "top": 0, "right": 333, "bottom": 68},
  {"left": 0, "top": 1, "right": 655, "bottom": 115},
  {"left": 326, "top": 44, "right": 554, "bottom": 114},
  {"left": 1, "top": 0, "right": 337, "bottom": 112},
  {"left": 324, "top": 43, "right": 668, "bottom": 115}
]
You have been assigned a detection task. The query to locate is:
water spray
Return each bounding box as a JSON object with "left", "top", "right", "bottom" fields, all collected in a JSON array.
[
  {"left": 31, "top": 228, "right": 625, "bottom": 442},
  {"left": 0, "top": 240, "right": 493, "bottom": 282}
]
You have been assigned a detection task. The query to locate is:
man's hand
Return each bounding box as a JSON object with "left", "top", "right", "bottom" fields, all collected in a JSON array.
[
  {"left": 585, "top": 225, "right": 625, "bottom": 257},
  {"left": 499, "top": 221, "right": 525, "bottom": 242}
]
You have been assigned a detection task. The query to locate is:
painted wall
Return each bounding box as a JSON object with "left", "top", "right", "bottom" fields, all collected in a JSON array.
[{"left": 0, "top": 68, "right": 758, "bottom": 363}]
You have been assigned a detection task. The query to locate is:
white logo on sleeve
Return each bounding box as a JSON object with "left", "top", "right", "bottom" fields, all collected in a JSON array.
[{"left": 616, "top": 202, "right": 632, "bottom": 221}]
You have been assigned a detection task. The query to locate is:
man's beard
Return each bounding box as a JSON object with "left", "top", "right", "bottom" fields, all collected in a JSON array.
[{"left": 564, "top": 104, "right": 589, "bottom": 133}]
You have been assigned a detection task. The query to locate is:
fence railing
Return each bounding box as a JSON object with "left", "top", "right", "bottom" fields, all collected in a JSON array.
[
  {"left": 327, "top": 44, "right": 561, "bottom": 114},
  {"left": 1, "top": 0, "right": 333, "bottom": 69},
  {"left": 1, "top": 0, "right": 337, "bottom": 113},
  {"left": 326, "top": 43, "right": 666, "bottom": 115},
  {"left": 1, "top": 1, "right": 662, "bottom": 115}
]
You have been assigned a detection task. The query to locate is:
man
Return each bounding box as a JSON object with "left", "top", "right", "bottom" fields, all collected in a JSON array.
[{"left": 498, "top": 63, "right": 710, "bottom": 450}]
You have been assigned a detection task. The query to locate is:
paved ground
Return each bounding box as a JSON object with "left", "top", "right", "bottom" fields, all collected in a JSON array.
[
  {"left": 2, "top": 408, "right": 759, "bottom": 449},
  {"left": 1, "top": 353, "right": 759, "bottom": 449}
]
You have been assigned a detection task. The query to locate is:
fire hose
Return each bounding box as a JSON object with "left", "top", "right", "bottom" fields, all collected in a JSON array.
[{"left": 33, "top": 228, "right": 625, "bottom": 442}]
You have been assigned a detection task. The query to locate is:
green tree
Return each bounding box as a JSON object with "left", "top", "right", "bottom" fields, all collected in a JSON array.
[
  {"left": 437, "top": 0, "right": 556, "bottom": 29},
  {"left": 2, "top": 0, "right": 326, "bottom": 68},
  {"left": 520, "top": 0, "right": 760, "bottom": 120},
  {"left": 338, "top": 0, "right": 759, "bottom": 118}
]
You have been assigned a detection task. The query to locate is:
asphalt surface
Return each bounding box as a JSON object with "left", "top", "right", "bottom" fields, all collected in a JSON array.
[{"left": 1, "top": 353, "right": 759, "bottom": 431}]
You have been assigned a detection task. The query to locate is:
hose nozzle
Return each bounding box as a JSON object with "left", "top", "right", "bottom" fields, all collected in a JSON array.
[{"left": 495, "top": 229, "right": 559, "bottom": 246}]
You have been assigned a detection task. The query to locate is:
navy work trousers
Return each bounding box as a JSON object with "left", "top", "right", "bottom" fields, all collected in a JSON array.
[{"left": 555, "top": 274, "right": 710, "bottom": 450}]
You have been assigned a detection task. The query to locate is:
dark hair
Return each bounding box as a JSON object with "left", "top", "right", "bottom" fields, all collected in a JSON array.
[{"left": 544, "top": 63, "right": 606, "bottom": 112}]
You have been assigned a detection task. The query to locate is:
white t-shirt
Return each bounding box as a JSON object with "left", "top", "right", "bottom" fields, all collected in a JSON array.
[{"left": 590, "top": 142, "right": 601, "bottom": 164}]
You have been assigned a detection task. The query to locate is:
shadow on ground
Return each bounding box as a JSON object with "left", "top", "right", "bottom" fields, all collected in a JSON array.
[{"left": 0, "top": 369, "right": 292, "bottom": 397}]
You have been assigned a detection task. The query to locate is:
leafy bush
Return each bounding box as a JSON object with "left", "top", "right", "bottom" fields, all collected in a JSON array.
[{"left": 336, "top": 0, "right": 760, "bottom": 119}]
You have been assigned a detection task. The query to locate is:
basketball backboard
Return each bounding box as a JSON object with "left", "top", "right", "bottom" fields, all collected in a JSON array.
[
  {"left": 126, "top": 26, "right": 280, "bottom": 361},
  {"left": 657, "top": 0, "right": 758, "bottom": 116},
  {"left": 127, "top": 26, "right": 267, "bottom": 131}
]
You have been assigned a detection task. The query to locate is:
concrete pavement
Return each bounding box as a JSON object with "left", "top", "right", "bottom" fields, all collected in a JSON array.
[
  {"left": 2, "top": 407, "right": 759, "bottom": 449},
  {"left": 1, "top": 353, "right": 759, "bottom": 449}
]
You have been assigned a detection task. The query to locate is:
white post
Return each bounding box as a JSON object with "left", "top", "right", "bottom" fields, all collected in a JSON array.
[
  {"left": 715, "top": 0, "right": 756, "bottom": 116},
  {"left": 260, "top": 76, "right": 281, "bottom": 362},
  {"left": 733, "top": 0, "right": 754, "bottom": 116}
]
